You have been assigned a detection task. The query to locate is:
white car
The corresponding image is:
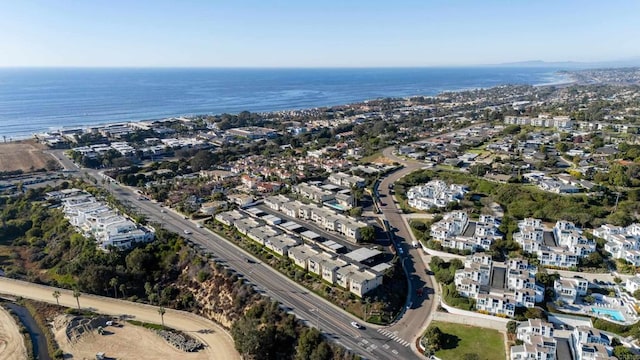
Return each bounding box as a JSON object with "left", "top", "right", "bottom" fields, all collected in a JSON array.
[
  {"left": 350, "top": 321, "right": 362, "bottom": 329},
  {"left": 183, "top": 229, "right": 192, "bottom": 235}
]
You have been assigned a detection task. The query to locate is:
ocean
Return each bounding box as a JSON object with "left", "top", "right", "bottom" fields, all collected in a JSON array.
[{"left": 0, "top": 67, "right": 570, "bottom": 139}]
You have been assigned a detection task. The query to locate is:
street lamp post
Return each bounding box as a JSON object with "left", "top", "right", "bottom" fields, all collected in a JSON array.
[{"left": 310, "top": 307, "right": 320, "bottom": 330}]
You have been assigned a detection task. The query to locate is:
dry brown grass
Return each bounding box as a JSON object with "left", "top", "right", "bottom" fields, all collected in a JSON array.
[{"left": 0, "top": 140, "right": 53, "bottom": 173}]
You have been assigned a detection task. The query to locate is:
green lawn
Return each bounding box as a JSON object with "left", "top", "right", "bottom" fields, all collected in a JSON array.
[{"left": 429, "top": 321, "right": 505, "bottom": 360}]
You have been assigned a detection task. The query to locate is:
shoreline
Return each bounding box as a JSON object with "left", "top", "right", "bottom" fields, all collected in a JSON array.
[{"left": 0, "top": 74, "right": 577, "bottom": 142}]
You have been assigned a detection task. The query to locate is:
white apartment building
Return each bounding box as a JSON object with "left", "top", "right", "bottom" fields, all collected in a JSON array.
[
  {"left": 554, "top": 277, "right": 589, "bottom": 304},
  {"left": 264, "top": 195, "right": 367, "bottom": 242},
  {"left": 431, "top": 211, "right": 469, "bottom": 242},
  {"left": 570, "top": 326, "right": 614, "bottom": 360},
  {"left": 507, "top": 259, "right": 544, "bottom": 307},
  {"left": 293, "top": 182, "right": 335, "bottom": 203},
  {"left": 504, "top": 115, "right": 574, "bottom": 130},
  {"left": 476, "top": 293, "right": 516, "bottom": 317},
  {"left": 407, "top": 180, "right": 467, "bottom": 210},
  {"left": 514, "top": 219, "right": 594, "bottom": 269},
  {"left": 454, "top": 254, "right": 542, "bottom": 317},
  {"left": 511, "top": 319, "right": 557, "bottom": 360},
  {"left": 625, "top": 276, "right": 640, "bottom": 295},
  {"left": 431, "top": 212, "right": 502, "bottom": 252},
  {"left": 595, "top": 223, "right": 640, "bottom": 266},
  {"left": 328, "top": 172, "right": 365, "bottom": 188},
  {"left": 61, "top": 191, "right": 154, "bottom": 250}
]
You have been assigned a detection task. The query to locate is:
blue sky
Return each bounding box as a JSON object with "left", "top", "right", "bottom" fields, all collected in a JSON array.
[{"left": 1, "top": 0, "right": 639, "bottom": 67}]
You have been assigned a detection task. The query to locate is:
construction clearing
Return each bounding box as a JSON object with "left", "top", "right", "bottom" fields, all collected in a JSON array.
[{"left": 53, "top": 314, "right": 211, "bottom": 360}]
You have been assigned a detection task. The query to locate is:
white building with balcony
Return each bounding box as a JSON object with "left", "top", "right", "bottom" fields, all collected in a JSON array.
[
  {"left": 595, "top": 223, "right": 640, "bottom": 266},
  {"left": 407, "top": 180, "right": 467, "bottom": 210}
]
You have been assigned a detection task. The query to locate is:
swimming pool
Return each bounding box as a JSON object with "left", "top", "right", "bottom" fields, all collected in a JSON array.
[{"left": 592, "top": 307, "right": 625, "bottom": 322}]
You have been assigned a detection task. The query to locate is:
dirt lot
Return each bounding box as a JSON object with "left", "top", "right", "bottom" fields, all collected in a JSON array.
[
  {"left": 0, "top": 140, "right": 54, "bottom": 173},
  {"left": 0, "top": 306, "right": 28, "bottom": 360},
  {"left": 54, "top": 315, "right": 212, "bottom": 360}
]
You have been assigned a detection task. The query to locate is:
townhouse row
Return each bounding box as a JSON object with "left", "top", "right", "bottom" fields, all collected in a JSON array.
[
  {"left": 53, "top": 189, "right": 154, "bottom": 250},
  {"left": 215, "top": 210, "right": 383, "bottom": 297},
  {"left": 264, "top": 195, "right": 368, "bottom": 243},
  {"left": 292, "top": 182, "right": 354, "bottom": 209}
]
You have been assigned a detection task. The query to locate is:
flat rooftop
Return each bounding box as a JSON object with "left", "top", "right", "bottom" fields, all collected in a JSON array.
[{"left": 345, "top": 247, "right": 382, "bottom": 263}]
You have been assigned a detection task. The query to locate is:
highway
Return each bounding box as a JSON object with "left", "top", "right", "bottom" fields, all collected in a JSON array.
[{"left": 47, "top": 150, "right": 418, "bottom": 360}]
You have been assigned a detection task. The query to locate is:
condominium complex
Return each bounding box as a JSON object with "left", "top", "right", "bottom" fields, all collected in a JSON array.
[
  {"left": 504, "top": 115, "right": 574, "bottom": 130},
  {"left": 327, "top": 172, "right": 366, "bottom": 188},
  {"left": 407, "top": 180, "right": 467, "bottom": 210},
  {"left": 514, "top": 219, "right": 595, "bottom": 268},
  {"left": 292, "top": 182, "right": 354, "bottom": 210},
  {"left": 511, "top": 319, "right": 557, "bottom": 360},
  {"left": 214, "top": 210, "right": 382, "bottom": 297},
  {"left": 570, "top": 326, "right": 615, "bottom": 360},
  {"left": 430, "top": 211, "right": 501, "bottom": 252},
  {"left": 594, "top": 223, "right": 640, "bottom": 266},
  {"left": 454, "top": 254, "right": 543, "bottom": 317},
  {"left": 55, "top": 189, "right": 154, "bottom": 250},
  {"left": 264, "top": 195, "right": 368, "bottom": 243}
]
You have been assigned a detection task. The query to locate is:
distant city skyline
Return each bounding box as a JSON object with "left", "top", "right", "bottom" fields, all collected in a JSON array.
[{"left": 1, "top": 0, "right": 639, "bottom": 68}]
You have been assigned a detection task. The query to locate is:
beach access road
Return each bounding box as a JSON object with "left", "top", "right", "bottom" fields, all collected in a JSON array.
[{"left": 0, "top": 277, "right": 239, "bottom": 360}]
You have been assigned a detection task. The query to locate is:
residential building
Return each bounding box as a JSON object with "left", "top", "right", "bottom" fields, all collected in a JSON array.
[
  {"left": 328, "top": 172, "right": 365, "bottom": 188},
  {"left": 264, "top": 195, "right": 367, "bottom": 242},
  {"left": 431, "top": 211, "right": 502, "bottom": 252},
  {"left": 511, "top": 319, "right": 557, "bottom": 360},
  {"left": 61, "top": 191, "right": 154, "bottom": 250},
  {"left": 407, "top": 180, "right": 467, "bottom": 210},
  {"left": 570, "top": 326, "right": 614, "bottom": 360},
  {"left": 514, "top": 218, "right": 594, "bottom": 269},
  {"left": 293, "top": 182, "right": 335, "bottom": 203},
  {"left": 554, "top": 277, "right": 589, "bottom": 304},
  {"left": 476, "top": 293, "right": 516, "bottom": 317},
  {"left": 595, "top": 223, "right": 640, "bottom": 266},
  {"left": 625, "top": 276, "right": 640, "bottom": 295}
]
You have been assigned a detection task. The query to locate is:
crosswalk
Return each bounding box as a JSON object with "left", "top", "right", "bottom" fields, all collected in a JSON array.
[{"left": 377, "top": 328, "right": 411, "bottom": 347}]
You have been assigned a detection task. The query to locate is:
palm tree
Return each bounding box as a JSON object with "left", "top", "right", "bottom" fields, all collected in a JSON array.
[
  {"left": 119, "top": 284, "right": 127, "bottom": 299},
  {"left": 158, "top": 306, "right": 166, "bottom": 328},
  {"left": 52, "top": 290, "right": 61, "bottom": 306},
  {"left": 109, "top": 278, "right": 119, "bottom": 298},
  {"left": 72, "top": 288, "right": 81, "bottom": 309}
]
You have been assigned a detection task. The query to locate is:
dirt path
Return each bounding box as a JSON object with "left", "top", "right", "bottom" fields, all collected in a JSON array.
[
  {"left": 0, "top": 277, "right": 239, "bottom": 360},
  {"left": 0, "top": 305, "right": 28, "bottom": 360}
]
